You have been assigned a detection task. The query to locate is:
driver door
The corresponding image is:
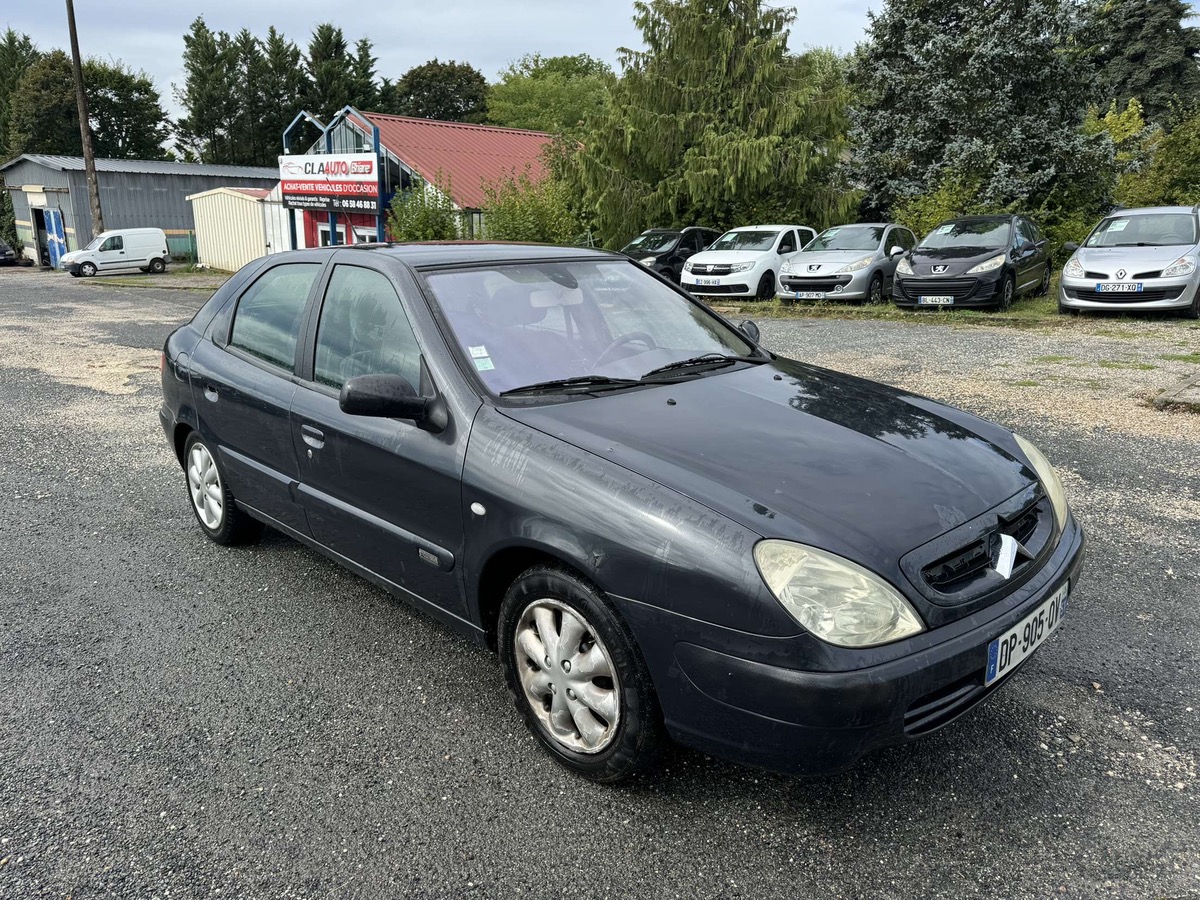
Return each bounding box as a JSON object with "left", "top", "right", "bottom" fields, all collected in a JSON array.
[{"left": 97, "top": 235, "right": 127, "bottom": 272}]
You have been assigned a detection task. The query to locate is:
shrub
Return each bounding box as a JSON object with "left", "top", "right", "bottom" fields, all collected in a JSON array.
[
  {"left": 480, "top": 168, "right": 580, "bottom": 244},
  {"left": 386, "top": 173, "right": 459, "bottom": 241}
]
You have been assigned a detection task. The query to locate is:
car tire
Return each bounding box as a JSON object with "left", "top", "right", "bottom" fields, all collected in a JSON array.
[
  {"left": 997, "top": 274, "right": 1015, "bottom": 312},
  {"left": 1182, "top": 287, "right": 1200, "bottom": 320},
  {"left": 149, "top": 258, "right": 166, "bottom": 274},
  {"left": 868, "top": 272, "right": 885, "bottom": 305},
  {"left": 499, "top": 565, "right": 664, "bottom": 783},
  {"left": 1058, "top": 299, "right": 1079, "bottom": 316},
  {"left": 79, "top": 261, "right": 97, "bottom": 277},
  {"left": 1036, "top": 264, "right": 1052, "bottom": 297},
  {"left": 182, "top": 432, "right": 263, "bottom": 546},
  {"left": 755, "top": 272, "right": 776, "bottom": 301}
]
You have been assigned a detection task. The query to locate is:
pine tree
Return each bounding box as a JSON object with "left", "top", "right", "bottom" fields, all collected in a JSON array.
[
  {"left": 349, "top": 38, "right": 377, "bottom": 111},
  {"left": 305, "top": 24, "right": 353, "bottom": 122},
  {"left": 0, "top": 28, "right": 40, "bottom": 160},
  {"left": 174, "top": 17, "right": 238, "bottom": 163},
  {"left": 229, "top": 29, "right": 269, "bottom": 166},
  {"left": 262, "top": 27, "right": 311, "bottom": 160},
  {"left": 570, "top": 0, "right": 855, "bottom": 245},
  {"left": 7, "top": 50, "right": 81, "bottom": 156},
  {"left": 1085, "top": 0, "right": 1200, "bottom": 124}
]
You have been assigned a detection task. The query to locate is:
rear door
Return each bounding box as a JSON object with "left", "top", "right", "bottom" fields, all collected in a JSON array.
[
  {"left": 188, "top": 259, "right": 324, "bottom": 533},
  {"left": 290, "top": 259, "right": 470, "bottom": 618},
  {"left": 1013, "top": 219, "right": 1042, "bottom": 291}
]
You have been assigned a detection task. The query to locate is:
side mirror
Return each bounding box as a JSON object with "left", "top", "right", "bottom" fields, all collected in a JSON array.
[
  {"left": 739, "top": 320, "right": 761, "bottom": 343},
  {"left": 1063, "top": 242, "right": 1080, "bottom": 253},
  {"left": 889, "top": 246, "right": 904, "bottom": 258},
  {"left": 339, "top": 373, "right": 446, "bottom": 432}
]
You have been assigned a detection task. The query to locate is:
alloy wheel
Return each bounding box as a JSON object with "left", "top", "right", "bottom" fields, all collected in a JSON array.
[
  {"left": 187, "top": 442, "right": 224, "bottom": 530},
  {"left": 513, "top": 598, "right": 621, "bottom": 754}
]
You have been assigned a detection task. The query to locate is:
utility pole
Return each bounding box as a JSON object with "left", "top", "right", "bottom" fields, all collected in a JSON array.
[{"left": 65, "top": 0, "right": 103, "bottom": 237}]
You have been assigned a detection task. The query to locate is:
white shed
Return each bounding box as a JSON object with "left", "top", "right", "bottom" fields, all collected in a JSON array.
[{"left": 186, "top": 185, "right": 294, "bottom": 272}]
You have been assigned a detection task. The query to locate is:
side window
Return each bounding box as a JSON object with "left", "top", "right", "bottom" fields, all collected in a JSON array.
[
  {"left": 101, "top": 236, "right": 123, "bottom": 252},
  {"left": 314, "top": 265, "right": 422, "bottom": 391},
  {"left": 1015, "top": 220, "right": 1035, "bottom": 248},
  {"left": 778, "top": 231, "right": 796, "bottom": 253},
  {"left": 228, "top": 263, "right": 321, "bottom": 371}
]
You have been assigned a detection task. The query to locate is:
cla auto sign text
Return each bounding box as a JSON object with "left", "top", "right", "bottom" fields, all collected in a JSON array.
[
  {"left": 279, "top": 152, "right": 381, "bottom": 213},
  {"left": 281, "top": 159, "right": 374, "bottom": 177}
]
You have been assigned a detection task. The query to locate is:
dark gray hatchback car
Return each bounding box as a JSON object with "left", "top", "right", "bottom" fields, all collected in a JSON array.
[{"left": 160, "top": 243, "right": 1085, "bottom": 782}]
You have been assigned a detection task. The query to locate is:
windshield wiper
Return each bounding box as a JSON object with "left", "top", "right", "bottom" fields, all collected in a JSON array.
[
  {"left": 640, "top": 353, "right": 769, "bottom": 380},
  {"left": 499, "top": 375, "right": 643, "bottom": 397}
]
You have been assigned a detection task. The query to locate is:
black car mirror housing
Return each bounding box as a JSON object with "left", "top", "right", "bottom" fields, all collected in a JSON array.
[{"left": 339, "top": 373, "right": 446, "bottom": 432}]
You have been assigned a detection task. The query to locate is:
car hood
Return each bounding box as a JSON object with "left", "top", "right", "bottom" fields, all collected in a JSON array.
[
  {"left": 501, "top": 360, "right": 1035, "bottom": 577},
  {"left": 1072, "top": 244, "right": 1196, "bottom": 275},
  {"left": 788, "top": 250, "right": 876, "bottom": 272},
  {"left": 687, "top": 250, "right": 767, "bottom": 266},
  {"left": 907, "top": 246, "right": 1007, "bottom": 277}
]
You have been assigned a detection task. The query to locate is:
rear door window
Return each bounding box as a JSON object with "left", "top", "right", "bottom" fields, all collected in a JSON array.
[{"left": 228, "top": 263, "right": 321, "bottom": 371}]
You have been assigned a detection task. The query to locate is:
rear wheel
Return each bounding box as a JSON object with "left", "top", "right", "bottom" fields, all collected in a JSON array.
[
  {"left": 182, "top": 432, "right": 263, "bottom": 546},
  {"left": 499, "top": 565, "right": 664, "bottom": 782},
  {"left": 79, "top": 261, "right": 97, "bottom": 277},
  {"left": 997, "top": 274, "right": 1015, "bottom": 312},
  {"left": 756, "top": 272, "right": 776, "bottom": 301},
  {"left": 149, "top": 257, "right": 166, "bottom": 274}
]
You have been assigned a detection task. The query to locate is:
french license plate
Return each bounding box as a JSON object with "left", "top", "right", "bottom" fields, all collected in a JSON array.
[
  {"left": 1095, "top": 282, "right": 1143, "bottom": 293},
  {"left": 794, "top": 291, "right": 825, "bottom": 300},
  {"left": 695, "top": 277, "right": 721, "bottom": 286},
  {"left": 918, "top": 296, "right": 954, "bottom": 305},
  {"left": 984, "top": 583, "right": 1068, "bottom": 686}
]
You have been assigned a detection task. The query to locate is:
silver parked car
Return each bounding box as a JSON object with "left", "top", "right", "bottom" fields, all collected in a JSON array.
[
  {"left": 778, "top": 223, "right": 916, "bottom": 304},
  {"left": 1060, "top": 206, "right": 1200, "bottom": 318}
]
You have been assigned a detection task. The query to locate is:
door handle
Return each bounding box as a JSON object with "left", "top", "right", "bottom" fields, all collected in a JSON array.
[
  {"left": 301, "top": 424, "right": 325, "bottom": 449},
  {"left": 203, "top": 385, "right": 219, "bottom": 402}
]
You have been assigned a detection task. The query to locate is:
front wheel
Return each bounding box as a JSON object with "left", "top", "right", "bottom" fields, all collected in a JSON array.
[
  {"left": 1035, "top": 264, "right": 1052, "bottom": 297},
  {"left": 182, "top": 432, "right": 263, "bottom": 545},
  {"left": 79, "top": 261, "right": 97, "bottom": 277},
  {"left": 997, "top": 274, "right": 1015, "bottom": 311},
  {"left": 499, "top": 566, "right": 664, "bottom": 782},
  {"left": 755, "top": 272, "right": 776, "bottom": 301},
  {"left": 867, "top": 271, "right": 885, "bottom": 305}
]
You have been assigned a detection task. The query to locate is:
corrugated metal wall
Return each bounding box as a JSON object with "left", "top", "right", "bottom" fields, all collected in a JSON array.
[
  {"left": 190, "top": 191, "right": 269, "bottom": 272},
  {"left": 3, "top": 159, "right": 77, "bottom": 259}
]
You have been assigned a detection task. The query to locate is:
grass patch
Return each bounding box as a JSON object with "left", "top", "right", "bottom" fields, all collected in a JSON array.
[
  {"left": 1014, "top": 379, "right": 1041, "bottom": 387},
  {"left": 1160, "top": 353, "right": 1200, "bottom": 364},
  {"left": 1096, "top": 359, "right": 1158, "bottom": 370}
]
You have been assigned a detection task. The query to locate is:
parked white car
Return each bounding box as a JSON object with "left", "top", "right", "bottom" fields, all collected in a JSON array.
[
  {"left": 681, "top": 225, "right": 816, "bottom": 300},
  {"left": 60, "top": 227, "right": 171, "bottom": 277}
]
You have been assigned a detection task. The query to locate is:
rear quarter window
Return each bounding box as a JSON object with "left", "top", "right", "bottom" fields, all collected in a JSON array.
[{"left": 228, "top": 263, "right": 321, "bottom": 371}]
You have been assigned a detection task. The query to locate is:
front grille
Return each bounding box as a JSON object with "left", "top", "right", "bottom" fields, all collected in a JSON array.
[
  {"left": 1083, "top": 270, "right": 1107, "bottom": 280},
  {"left": 779, "top": 275, "right": 853, "bottom": 293},
  {"left": 897, "top": 277, "right": 980, "bottom": 301},
  {"left": 904, "top": 673, "right": 989, "bottom": 736},
  {"left": 687, "top": 283, "right": 749, "bottom": 295},
  {"left": 1084, "top": 270, "right": 1164, "bottom": 280},
  {"left": 921, "top": 500, "right": 1044, "bottom": 596},
  {"left": 1134, "top": 269, "right": 1163, "bottom": 279},
  {"left": 1064, "top": 286, "right": 1186, "bottom": 303},
  {"left": 690, "top": 264, "right": 734, "bottom": 276}
]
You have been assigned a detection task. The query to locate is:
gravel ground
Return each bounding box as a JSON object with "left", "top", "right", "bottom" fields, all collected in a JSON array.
[{"left": 1, "top": 267, "right": 1197, "bottom": 899}]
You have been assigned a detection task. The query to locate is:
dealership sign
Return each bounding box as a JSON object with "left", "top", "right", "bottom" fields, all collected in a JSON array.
[{"left": 279, "top": 153, "right": 381, "bottom": 214}]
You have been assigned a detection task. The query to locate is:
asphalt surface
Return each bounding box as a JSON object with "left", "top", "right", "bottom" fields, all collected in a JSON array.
[{"left": 1, "top": 267, "right": 1197, "bottom": 899}]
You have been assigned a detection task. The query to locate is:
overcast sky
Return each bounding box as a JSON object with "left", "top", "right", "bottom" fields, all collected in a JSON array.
[{"left": 3, "top": 1, "right": 879, "bottom": 116}]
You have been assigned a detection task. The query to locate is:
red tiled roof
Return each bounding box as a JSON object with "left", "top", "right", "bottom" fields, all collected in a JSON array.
[
  {"left": 363, "top": 113, "right": 554, "bottom": 210},
  {"left": 228, "top": 188, "right": 271, "bottom": 199}
]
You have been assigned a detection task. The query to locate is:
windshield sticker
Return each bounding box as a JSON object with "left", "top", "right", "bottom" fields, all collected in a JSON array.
[
  {"left": 469, "top": 345, "right": 489, "bottom": 359},
  {"left": 936, "top": 224, "right": 954, "bottom": 235},
  {"left": 1107, "top": 219, "right": 1129, "bottom": 232},
  {"left": 474, "top": 357, "right": 495, "bottom": 372}
]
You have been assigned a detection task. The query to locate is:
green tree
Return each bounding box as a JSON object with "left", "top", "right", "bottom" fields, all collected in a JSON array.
[
  {"left": 304, "top": 24, "right": 354, "bottom": 122},
  {"left": 228, "top": 29, "right": 269, "bottom": 166},
  {"left": 1084, "top": 0, "right": 1200, "bottom": 125},
  {"left": 481, "top": 167, "right": 581, "bottom": 243},
  {"left": 8, "top": 50, "right": 81, "bottom": 156},
  {"left": 85, "top": 60, "right": 171, "bottom": 159},
  {"left": 849, "top": 0, "right": 1111, "bottom": 250},
  {"left": 175, "top": 17, "right": 238, "bottom": 163},
  {"left": 570, "top": 1, "right": 855, "bottom": 246},
  {"left": 487, "top": 53, "right": 612, "bottom": 135},
  {"left": 1117, "top": 107, "right": 1200, "bottom": 207},
  {"left": 386, "top": 173, "right": 460, "bottom": 240},
  {"left": 0, "top": 28, "right": 40, "bottom": 159},
  {"left": 384, "top": 59, "right": 487, "bottom": 122},
  {"left": 349, "top": 37, "right": 377, "bottom": 111}
]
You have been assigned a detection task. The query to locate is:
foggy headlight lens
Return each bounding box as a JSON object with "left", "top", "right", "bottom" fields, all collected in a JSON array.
[
  {"left": 1013, "top": 434, "right": 1068, "bottom": 532},
  {"left": 640, "top": 257, "right": 657, "bottom": 265},
  {"left": 896, "top": 257, "right": 914, "bottom": 276},
  {"left": 753, "top": 541, "right": 925, "bottom": 648},
  {"left": 967, "top": 254, "right": 1006, "bottom": 274},
  {"left": 729, "top": 262, "right": 755, "bottom": 273},
  {"left": 1162, "top": 255, "right": 1196, "bottom": 277},
  {"left": 1064, "top": 257, "right": 1085, "bottom": 278},
  {"left": 837, "top": 256, "right": 874, "bottom": 274}
]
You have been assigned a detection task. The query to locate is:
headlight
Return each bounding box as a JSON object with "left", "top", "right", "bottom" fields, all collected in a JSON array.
[
  {"left": 836, "top": 256, "right": 874, "bottom": 274},
  {"left": 729, "top": 262, "right": 755, "bottom": 273},
  {"left": 753, "top": 541, "right": 925, "bottom": 648},
  {"left": 1013, "top": 433, "right": 1068, "bottom": 532},
  {"left": 1064, "top": 257, "right": 1085, "bottom": 278},
  {"left": 1162, "top": 255, "right": 1196, "bottom": 277},
  {"left": 683, "top": 261, "right": 694, "bottom": 273},
  {"left": 967, "top": 254, "right": 1006, "bottom": 274},
  {"left": 896, "top": 257, "right": 914, "bottom": 276},
  {"left": 781, "top": 260, "right": 794, "bottom": 274},
  {"left": 640, "top": 257, "right": 657, "bottom": 265}
]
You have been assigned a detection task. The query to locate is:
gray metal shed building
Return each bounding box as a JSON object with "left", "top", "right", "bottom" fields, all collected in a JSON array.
[{"left": 0, "top": 154, "right": 278, "bottom": 265}]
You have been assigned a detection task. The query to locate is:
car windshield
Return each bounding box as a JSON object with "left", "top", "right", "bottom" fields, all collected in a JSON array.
[
  {"left": 1086, "top": 213, "right": 1198, "bottom": 247},
  {"left": 805, "top": 226, "right": 884, "bottom": 252},
  {"left": 709, "top": 230, "right": 780, "bottom": 252},
  {"left": 422, "top": 259, "right": 757, "bottom": 396},
  {"left": 84, "top": 235, "right": 106, "bottom": 251},
  {"left": 621, "top": 232, "right": 679, "bottom": 254},
  {"left": 920, "top": 221, "right": 1010, "bottom": 250}
]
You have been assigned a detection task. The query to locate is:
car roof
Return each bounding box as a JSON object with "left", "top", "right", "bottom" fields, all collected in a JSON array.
[
  {"left": 724, "top": 224, "right": 803, "bottom": 232},
  {"left": 939, "top": 215, "right": 1014, "bottom": 224},
  {"left": 824, "top": 222, "right": 892, "bottom": 228},
  {"left": 329, "top": 242, "right": 622, "bottom": 269},
  {"left": 1105, "top": 206, "right": 1198, "bottom": 216}
]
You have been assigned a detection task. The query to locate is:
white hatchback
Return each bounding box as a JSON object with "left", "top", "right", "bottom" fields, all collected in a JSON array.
[{"left": 681, "top": 225, "right": 816, "bottom": 301}]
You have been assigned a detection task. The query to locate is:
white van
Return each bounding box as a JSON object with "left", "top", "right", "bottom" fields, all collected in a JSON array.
[{"left": 60, "top": 228, "right": 171, "bottom": 277}]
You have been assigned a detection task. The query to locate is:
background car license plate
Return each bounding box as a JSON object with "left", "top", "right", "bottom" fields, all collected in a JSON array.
[
  {"left": 918, "top": 296, "right": 954, "bottom": 305},
  {"left": 695, "top": 277, "right": 720, "bottom": 286},
  {"left": 1095, "top": 282, "right": 1143, "bottom": 293},
  {"left": 985, "top": 584, "right": 1067, "bottom": 686},
  {"left": 795, "top": 291, "right": 825, "bottom": 299}
]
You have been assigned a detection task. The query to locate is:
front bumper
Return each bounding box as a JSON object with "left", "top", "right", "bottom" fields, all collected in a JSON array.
[
  {"left": 1059, "top": 275, "right": 1198, "bottom": 311},
  {"left": 681, "top": 268, "right": 762, "bottom": 298},
  {"left": 893, "top": 268, "right": 1005, "bottom": 308},
  {"left": 616, "top": 515, "right": 1086, "bottom": 775},
  {"left": 778, "top": 266, "right": 872, "bottom": 301}
]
